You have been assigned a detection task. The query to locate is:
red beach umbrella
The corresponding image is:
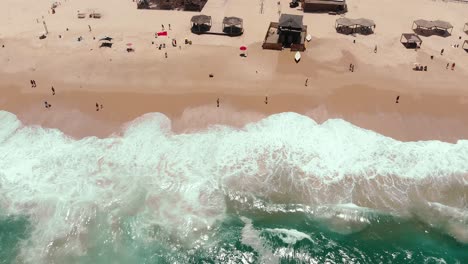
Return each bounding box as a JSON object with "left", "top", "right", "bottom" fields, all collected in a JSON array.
[{"left": 240, "top": 46, "right": 247, "bottom": 51}]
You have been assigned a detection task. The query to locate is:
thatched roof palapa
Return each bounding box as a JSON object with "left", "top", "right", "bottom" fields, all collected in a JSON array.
[
  {"left": 191, "top": 15, "right": 211, "bottom": 25},
  {"left": 223, "top": 17, "right": 243, "bottom": 27},
  {"left": 279, "top": 14, "right": 303, "bottom": 29}
]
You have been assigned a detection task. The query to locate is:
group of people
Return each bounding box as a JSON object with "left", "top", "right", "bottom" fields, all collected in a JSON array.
[
  {"left": 446, "top": 63, "right": 456, "bottom": 70},
  {"left": 96, "top": 103, "right": 103, "bottom": 111},
  {"left": 30, "top": 80, "right": 37, "bottom": 88}
]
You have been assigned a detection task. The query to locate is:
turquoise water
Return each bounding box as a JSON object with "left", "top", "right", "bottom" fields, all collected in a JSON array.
[
  {"left": 0, "top": 111, "right": 467, "bottom": 263},
  {"left": 1, "top": 205, "right": 467, "bottom": 263}
]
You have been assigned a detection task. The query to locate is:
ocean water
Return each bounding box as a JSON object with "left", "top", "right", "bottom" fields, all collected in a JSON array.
[{"left": 0, "top": 110, "right": 467, "bottom": 264}]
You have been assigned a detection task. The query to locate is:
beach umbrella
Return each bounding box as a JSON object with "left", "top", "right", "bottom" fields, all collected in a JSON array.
[{"left": 240, "top": 46, "right": 247, "bottom": 51}]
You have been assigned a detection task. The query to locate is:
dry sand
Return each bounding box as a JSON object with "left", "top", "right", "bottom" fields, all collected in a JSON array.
[{"left": 1, "top": 0, "right": 468, "bottom": 141}]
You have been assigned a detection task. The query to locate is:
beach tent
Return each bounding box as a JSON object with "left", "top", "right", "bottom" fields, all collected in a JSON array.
[
  {"left": 463, "top": 22, "right": 468, "bottom": 34},
  {"left": 463, "top": 40, "right": 468, "bottom": 50}
]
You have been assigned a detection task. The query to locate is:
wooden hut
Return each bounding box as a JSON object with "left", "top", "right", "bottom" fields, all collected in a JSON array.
[
  {"left": 302, "top": 0, "right": 347, "bottom": 13},
  {"left": 222, "top": 17, "right": 244, "bottom": 36},
  {"left": 191, "top": 15, "right": 212, "bottom": 33},
  {"left": 262, "top": 14, "right": 307, "bottom": 51},
  {"left": 400, "top": 33, "right": 422, "bottom": 49}
]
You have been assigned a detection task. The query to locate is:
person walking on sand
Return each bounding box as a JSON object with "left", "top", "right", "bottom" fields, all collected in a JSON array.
[
  {"left": 51, "top": 86, "right": 55, "bottom": 95},
  {"left": 451, "top": 63, "right": 455, "bottom": 70},
  {"left": 351, "top": 64, "right": 355, "bottom": 72},
  {"left": 265, "top": 96, "right": 268, "bottom": 104},
  {"left": 30, "top": 80, "right": 34, "bottom": 88},
  {"left": 169, "top": 24, "right": 171, "bottom": 30},
  {"left": 305, "top": 78, "right": 308, "bottom": 86},
  {"left": 165, "top": 52, "right": 168, "bottom": 58},
  {"left": 32, "top": 80, "right": 37, "bottom": 87},
  {"left": 100, "top": 104, "right": 103, "bottom": 110},
  {"left": 349, "top": 63, "right": 352, "bottom": 72},
  {"left": 396, "top": 96, "right": 400, "bottom": 104},
  {"left": 161, "top": 24, "right": 165, "bottom": 31},
  {"left": 440, "top": 48, "right": 444, "bottom": 55},
  {"left": 88, "top": 25, "right": 92, "bottom": 32},
  {"left": 96, "top": 102, "right": 99, "bottom": 111},
  {"left": 216, "top": 98, "right": 219, "bottom": 108},
  {"left": 374, "top": 45, "right": 377, "bottom": 53},
  {"left": 446, "top": 63, "right": 449, "bottom": 69}
]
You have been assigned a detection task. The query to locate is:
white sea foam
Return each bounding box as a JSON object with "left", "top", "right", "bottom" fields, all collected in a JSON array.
[
  {"left": 0, "top": 110, "right": 467, "bottom": 262},
  {"left": 264, "top": 228, "right": 314, "bottom": 244}
]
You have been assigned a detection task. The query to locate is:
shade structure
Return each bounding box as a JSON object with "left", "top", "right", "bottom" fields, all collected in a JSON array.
[
  {"left": 335, "top": 17, "right": 376, "bottom": 35},
  {"left": 336, "top": 17, "right": 355, "bottom": 27},
  {"left": 412, "top": 19, "right": 453, "bottom": 34},
  {"left": 223, "top": 17, "right": 243, "bottom": 27},
  {"left": 336, "top": 17, "right": 375, "bottom": 27},
  {"left": 191, "top": 15, "right": 212, "bottom": 25},
  {"left": 413, "top": 19, "right": 434, "bottom": 29},
  {"left": 222, "top": 16, "right": 244, "bottom": 36},
  {"left": 400, "top": 33, "right": 422, "bottom": 49},
  {"left": 356, "top": 18, "right": 375, "bottom": 28},
  {"left": 401, "top": 33, "right": 422, "bottom": 43},
  {"left": 432, "top": 20, "right": 453, "bottom": 30}
]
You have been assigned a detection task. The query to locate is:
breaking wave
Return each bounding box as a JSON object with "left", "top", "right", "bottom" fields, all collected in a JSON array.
[{"left": 0, "top": 110, "right": 467, "bottom": 263}]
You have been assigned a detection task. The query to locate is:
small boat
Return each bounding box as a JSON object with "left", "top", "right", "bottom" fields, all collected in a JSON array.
[
  {"left": 294, "top": 52, "right": 301, "bottom": 62},
  {"left": 306, "top": 34, "right": 312, "bottom": 42}
]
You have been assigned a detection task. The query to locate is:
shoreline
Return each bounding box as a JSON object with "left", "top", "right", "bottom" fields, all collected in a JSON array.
[{"left": 2, "top": 82, "right": 468, "bottom": 142}]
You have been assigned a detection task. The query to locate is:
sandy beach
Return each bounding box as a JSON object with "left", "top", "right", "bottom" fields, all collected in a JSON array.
[{"left": 1, "top": 0, "right": 468, "bottom": 141}]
